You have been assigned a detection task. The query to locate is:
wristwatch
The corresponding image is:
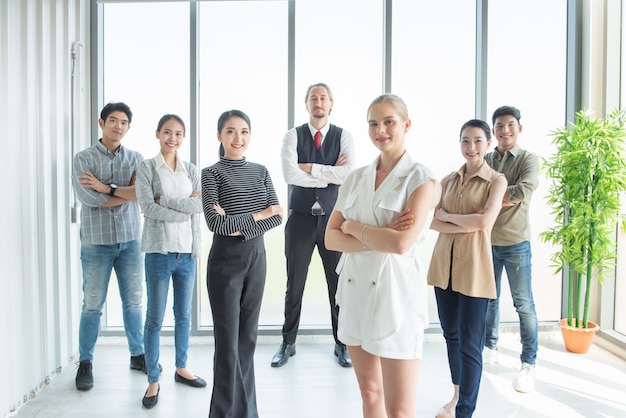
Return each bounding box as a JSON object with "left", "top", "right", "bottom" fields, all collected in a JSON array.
[{"left": 109, "top": 183, "right": 118, "bottom": 196}]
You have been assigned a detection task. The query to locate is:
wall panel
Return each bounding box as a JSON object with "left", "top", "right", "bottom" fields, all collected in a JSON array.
[{"left": 0, "top": 1, "right": 89, "bottom": 416}]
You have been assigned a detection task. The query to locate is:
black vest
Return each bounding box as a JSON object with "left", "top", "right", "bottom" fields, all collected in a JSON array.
[{"left": 288, "top": 123, "right": 343, "bottom": 215}]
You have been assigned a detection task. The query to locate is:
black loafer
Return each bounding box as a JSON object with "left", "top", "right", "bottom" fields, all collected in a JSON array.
[
  {"left": 334, "top": 343, "right": 352, "bottom": 368},
  {"left": 271, "top": 342, "right": 296, "bottom": 367},
  {"left": 174, "top": 371, "right": 207, "bottom": 388},
  {"left": 142, "top": 384, "right": 159, "bottom": 409}
]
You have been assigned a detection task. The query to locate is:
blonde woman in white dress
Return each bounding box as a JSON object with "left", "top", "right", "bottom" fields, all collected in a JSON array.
[{"left": 325, "top": 94, "right": 440, "bottom": 418}]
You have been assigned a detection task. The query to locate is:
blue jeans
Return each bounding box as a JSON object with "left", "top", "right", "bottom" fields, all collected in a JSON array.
[
  {"left": 78, "top": 240, "right": 144, "bottom": 361},
  {"left": 144, "top": 252, "right": 196, "bottom": 383},
  {"left": 435, "top": 285, "right": 489, "bottom": 418},
  {"left": 485, "top": 241, "right": 538, "bottom": 365}
]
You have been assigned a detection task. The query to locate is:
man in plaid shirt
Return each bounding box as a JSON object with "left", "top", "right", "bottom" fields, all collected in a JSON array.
[{"left": 72, "top": 102, "right": 153, "bottom": 391}]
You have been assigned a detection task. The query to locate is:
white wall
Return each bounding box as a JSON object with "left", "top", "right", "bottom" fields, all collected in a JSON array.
[{"left": 0, "top": 1, "right": 90, "bottom": 416}]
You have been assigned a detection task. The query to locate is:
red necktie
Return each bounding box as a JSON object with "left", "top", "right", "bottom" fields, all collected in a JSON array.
[{"left": 314, "top": 130, "right": 322, "bottom": 149}]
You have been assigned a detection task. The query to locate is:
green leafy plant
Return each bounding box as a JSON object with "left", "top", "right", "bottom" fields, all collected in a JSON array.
[{"left": 541, "top": 109, "right": 626, "bottom": 329}]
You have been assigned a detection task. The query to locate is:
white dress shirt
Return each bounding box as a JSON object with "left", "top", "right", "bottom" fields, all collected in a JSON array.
[{"left": 280, "top": 122, "right": 356, "bottom": 188}]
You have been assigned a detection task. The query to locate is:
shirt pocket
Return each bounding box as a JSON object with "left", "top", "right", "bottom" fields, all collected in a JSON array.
[{"left": 378, "top": 188, "right": 407, "bottom": 218}]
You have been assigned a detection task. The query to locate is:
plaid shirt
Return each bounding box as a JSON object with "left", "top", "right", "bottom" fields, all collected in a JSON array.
[{"left": 72, "top": 140, "right": 143, "bottom": 245}]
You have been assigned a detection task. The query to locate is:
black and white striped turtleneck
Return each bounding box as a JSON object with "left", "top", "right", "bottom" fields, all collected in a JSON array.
[{"left": 201, "top": 156, "right": 282, "bottom": 240}]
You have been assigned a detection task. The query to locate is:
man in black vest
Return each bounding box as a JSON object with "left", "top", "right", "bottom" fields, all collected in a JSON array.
[{"left": 272, "top": 83, "right": 356, "bottom": 368}]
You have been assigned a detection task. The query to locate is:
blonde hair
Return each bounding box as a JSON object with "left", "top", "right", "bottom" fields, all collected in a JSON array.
[{"left": 367, "top": 94, "right": 409, "bottom": 120}]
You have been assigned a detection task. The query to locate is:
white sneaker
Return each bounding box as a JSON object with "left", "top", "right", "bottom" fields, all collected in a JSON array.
[
  {"left": 483, "top": 347, "right": 499, "bottom": 365},
  {"left": 515, "top": 362, "right": 536, "bottom": 393}
]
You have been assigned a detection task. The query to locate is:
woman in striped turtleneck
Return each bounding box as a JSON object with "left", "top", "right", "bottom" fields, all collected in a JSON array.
[{"left": 201, "top": 109, "right": 284, "bottom": 418}]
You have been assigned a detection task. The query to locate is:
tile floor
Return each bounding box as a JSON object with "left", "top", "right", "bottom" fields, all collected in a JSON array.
[{"left": 10, "top": 328, "right": 626, "bottom": 417}]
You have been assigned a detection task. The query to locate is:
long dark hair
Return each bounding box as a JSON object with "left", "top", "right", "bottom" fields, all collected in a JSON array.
[{"left": 217, "top": 110, "right": 251, "bottom": 157}]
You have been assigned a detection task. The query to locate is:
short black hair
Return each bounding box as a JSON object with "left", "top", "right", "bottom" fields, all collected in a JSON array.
[
  {"left": 492, "top": 105, "right": 521, "bottom": 125},
  {"left": 100, "top": 102, "right": 132, "bottom": 124}
]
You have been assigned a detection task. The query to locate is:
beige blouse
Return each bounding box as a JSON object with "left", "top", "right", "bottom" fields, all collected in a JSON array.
[{"left": 427, "top": 161, "right": 503, "bottom": 299}]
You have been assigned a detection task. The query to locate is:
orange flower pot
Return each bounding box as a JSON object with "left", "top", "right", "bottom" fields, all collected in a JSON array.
[{"left": 558, "top": 319, "right": 599, "bottom": 354}]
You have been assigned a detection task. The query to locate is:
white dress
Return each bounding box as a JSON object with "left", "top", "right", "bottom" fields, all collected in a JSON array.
[{"left": 333, "top": 152, "right": 438, "bottom": 359}]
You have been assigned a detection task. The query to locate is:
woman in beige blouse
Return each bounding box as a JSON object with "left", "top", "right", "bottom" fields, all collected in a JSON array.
[{"left": 427, "top": 119, "right": 506, "bottom": 418}]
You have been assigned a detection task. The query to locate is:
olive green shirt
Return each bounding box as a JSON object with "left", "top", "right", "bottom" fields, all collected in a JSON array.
[{"left": 485, "top": 144, "right": 539, "bottom": 246}]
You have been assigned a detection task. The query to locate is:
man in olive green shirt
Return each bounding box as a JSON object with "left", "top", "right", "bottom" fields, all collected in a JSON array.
[{"left": 484, "top": 106, "right": 539, "bottom": 393}]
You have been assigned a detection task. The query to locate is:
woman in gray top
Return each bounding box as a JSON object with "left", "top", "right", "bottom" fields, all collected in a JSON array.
[{"left": 135, "top": 114, "right": 206, "bottom": 409}]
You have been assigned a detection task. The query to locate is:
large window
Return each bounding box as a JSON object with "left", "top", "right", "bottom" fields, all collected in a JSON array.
[
  {"left": 486, "top": 0, "right": 567, "bottom": 324},
  {"left": 102, "top": 1, "right": 190, "bottom": 329},
  {"left": 98, "top": 0, "right": 584, "bottom": 336},
  {"left": 196, "top": 1, "right": 289, "bottom": 328},
  {"left": 392, "top": 0, "right": 477, "bottom": 321}
]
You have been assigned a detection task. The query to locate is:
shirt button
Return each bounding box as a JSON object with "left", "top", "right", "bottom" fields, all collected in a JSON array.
[{"left": 371, "top": 281, "right": 376, "bottom": 286}]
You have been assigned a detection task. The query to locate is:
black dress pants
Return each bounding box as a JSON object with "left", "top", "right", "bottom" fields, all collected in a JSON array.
[
  {"left": 282, "top": 212, "right": 342, "bottom": 344},
  {"left": 207, "top": 234, "right": 266, "bottom": 418}
]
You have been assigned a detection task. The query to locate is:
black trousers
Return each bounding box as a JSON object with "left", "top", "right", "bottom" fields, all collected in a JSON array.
[
  {"left": 282, "top": 212, "right": 342, "bottom": 345},
  {"left": 207, "top": 234, "right": 266, "bottom": 418}
]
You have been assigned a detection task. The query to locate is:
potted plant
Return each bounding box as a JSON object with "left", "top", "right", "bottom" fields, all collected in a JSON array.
[{"left": 541, "top": 109, "right": 626, "bottom": 353}]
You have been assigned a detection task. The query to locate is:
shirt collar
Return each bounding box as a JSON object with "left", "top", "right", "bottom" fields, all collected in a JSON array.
[
  {"left": 307, "top": 123, "right": 329, "bottom": 138},
  {"left": 364, "top": 151, "right": 412, "bottom": 177},
  {"left": 495, "top": 143, "right": 521, "bottom": 158},
  {"left": 96, "top": 139, "right": 121, "bottom": 156},
  {"left": 456, "top": 160, "right": 494, "bottom": 182},
  {"left": 155, "top": 152, "right": 186, "bottom": 174}
]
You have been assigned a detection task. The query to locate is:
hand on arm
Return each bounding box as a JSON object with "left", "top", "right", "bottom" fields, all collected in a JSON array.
[
  {"left": 505, "top": 153, "right": 539, "bottom": 205},
  {"left": 335, "top": 153, "right": 348, "bottom": 167},
  {"left": 211, "top": 204, "right": 242, "bottom": 236},
  {"left": 431, "top": 176, "right": 507, "bottom": 233},
  {"left": 326, "top": 180, "right": 436, "bottom": 255},
  {"left": 298, "top": 163, "right": 313, "bottom": 173},
  {"left": 387, "top": 208, "right": 414, "bottom": 231},
  {"left": 282, "top": 130, "right": 327, "bottom": 188},
  {"left": 253, "top": 204, "right": 284, "bottom": 222},
  {"left": 78, "top": 169, "right": 135, "bottom": 207},
  {"left": 501, "top": 177, "right": 519, "bottom": 207},
  {"left": 298, "top": 153, "right": 347, "bottom": 175},
  {"left": 325, "top": 211, "right": 368, "bottom": 253},
  {"left": 326, "top": 209, "right": 415, "bottom": 254},
  {"left": 77, "top": 169, "right": 110, "bottom": 195},
  {"left": 310, "top": 131, "right": 356, "bottom": 185}
]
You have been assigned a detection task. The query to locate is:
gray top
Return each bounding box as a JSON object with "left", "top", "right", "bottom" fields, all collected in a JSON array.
[{"left": 135, "top": 157, "right": 203, "bottom": 258}]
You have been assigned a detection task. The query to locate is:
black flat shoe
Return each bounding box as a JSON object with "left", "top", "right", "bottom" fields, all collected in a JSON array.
[
  {"left": 174, "top": 371, "right": 207, "bottom": 388},
  {"left": 142, "top": 384, "right": 159, "bottom": 409}
]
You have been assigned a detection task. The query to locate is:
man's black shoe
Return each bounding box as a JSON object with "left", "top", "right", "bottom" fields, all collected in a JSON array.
[
  {"left": 130, "top": 354, "right": 162, "bottom": 374},
  {"left": 75, "top": 360, "right": 94, "bottom": 391},
  {"left": 334, "top": 343, "right": 352, "bottom": 368},
  {"left": 271, "top": 342, "right": 296, "bottom": 367}
]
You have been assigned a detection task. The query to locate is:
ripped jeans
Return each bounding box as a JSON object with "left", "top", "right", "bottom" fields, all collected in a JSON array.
[
  {"left": 484, "top": 241, "right": 538, "bottom": 365},
  {"left": 78, "top": 240, "right": 144, "bottom": 361}
]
